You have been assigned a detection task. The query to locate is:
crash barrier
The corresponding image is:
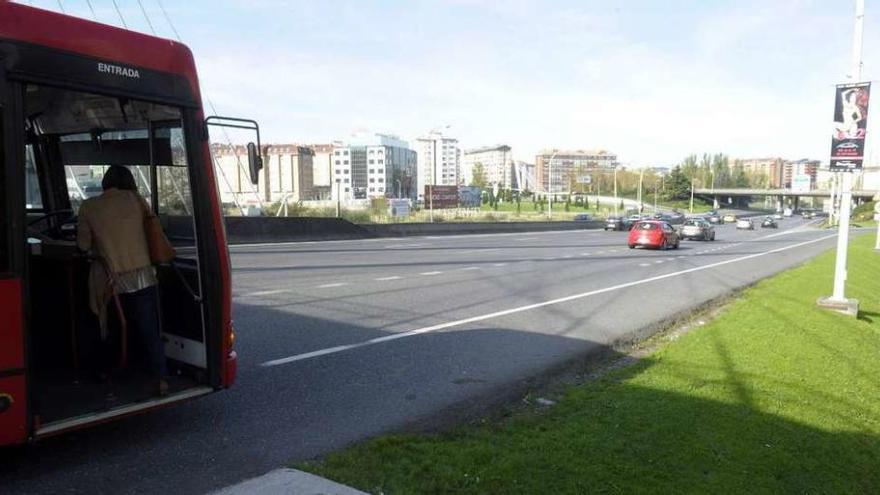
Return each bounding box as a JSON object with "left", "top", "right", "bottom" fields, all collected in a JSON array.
[{"left": 223, "top": 217, "right": 605, "bottom": 244}]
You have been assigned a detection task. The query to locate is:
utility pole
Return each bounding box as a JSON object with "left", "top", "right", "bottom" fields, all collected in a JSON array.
[
  {"left": 821, "top": 0, "right": 864, "bottom": 315},
  {"left": 613, "top": 167, "right": 619, "bottom": 217}
]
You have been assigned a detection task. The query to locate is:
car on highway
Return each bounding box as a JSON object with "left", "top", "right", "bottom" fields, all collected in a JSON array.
[
  {"left": 802, "top": 210, "right": 815, "bottom": 219},
  {"left": 761, "top": 216, "right": 778, "bottom": 228},
  {"left": 622, "top": 214, "right": 644, "bottom": 230},
  {"left": 628, "top": 220, "right": 681, "bottom": 250},
  {"left": 604, "top": 216, "right": 624, "bottom": 231},
  {"left": 783, "top": 208, "right": 793, "bottom": 217},
  {"left": 574, "top": 213, "right": 592, "bottom": 222},
  {"left": 773, "top": 212, "right": 784, "bottom": 219},
  {"left": 680, "top": 218, "right": 716, "bottom": 241},
  {"left": 705, "top": 211, "right": 722, "bottom": 224},
  {"left": 722, "top": 213, "right": 737, "bottom": 223},
  {"left": 736, "top": 218, "right": 755, "bottom": 230}
]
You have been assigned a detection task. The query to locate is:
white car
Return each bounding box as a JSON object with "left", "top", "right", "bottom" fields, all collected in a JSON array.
[
  {"left": 773, "top": 212, "right": 783, "bottom": 220},
  {"left": 736, "top": 218, "right": 755, "bottom": 230}
]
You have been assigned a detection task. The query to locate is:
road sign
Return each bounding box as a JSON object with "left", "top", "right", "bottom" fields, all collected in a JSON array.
[{"left": 577, "top": 175, "right": 592, "bottom": 184}]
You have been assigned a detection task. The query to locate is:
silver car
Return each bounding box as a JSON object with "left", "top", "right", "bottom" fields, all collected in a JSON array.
[{"left": 680, "top": 218, "right": 716, "bottom": 241}]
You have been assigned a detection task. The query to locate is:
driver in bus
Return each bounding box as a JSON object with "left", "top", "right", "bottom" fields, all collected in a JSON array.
[{"left": 77, "top": 165, "right": 169, "bottom": 396}]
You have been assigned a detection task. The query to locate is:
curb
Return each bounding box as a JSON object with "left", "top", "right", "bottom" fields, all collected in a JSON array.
[{"left": 211, "top": 468, "right": 368, "bottom": 495}]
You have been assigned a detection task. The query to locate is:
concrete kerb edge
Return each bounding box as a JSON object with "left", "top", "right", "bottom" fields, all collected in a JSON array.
[{"left": 211, "top": 467, "right": 368, "bottom": 495}]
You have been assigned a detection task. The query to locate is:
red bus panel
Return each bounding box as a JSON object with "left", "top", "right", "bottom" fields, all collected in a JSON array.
[{"left": 0, "top": 279, "right": 26, "bottom": 445}]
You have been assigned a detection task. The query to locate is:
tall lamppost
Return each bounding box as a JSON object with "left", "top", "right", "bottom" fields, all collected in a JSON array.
[{"left": 546, "top": 150, "right": 559, "bottom": 219}]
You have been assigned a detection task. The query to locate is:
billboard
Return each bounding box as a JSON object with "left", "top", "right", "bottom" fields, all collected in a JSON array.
[
  {"left": 791, "top": 174, "right": 811, "bottom": 193},
  {"left": 424, "top": 185, "right": 459, "bottom": 209},
  {"left": 830, "top": 82, "right": 871, "bottom": 170},
  {"left": 458, "top": 186, "right": 482, "bottom": 208}
]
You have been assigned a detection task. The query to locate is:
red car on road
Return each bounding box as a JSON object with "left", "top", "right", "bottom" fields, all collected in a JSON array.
[{"left": 628, "top": 220, "right": 681, "bottom": 250}]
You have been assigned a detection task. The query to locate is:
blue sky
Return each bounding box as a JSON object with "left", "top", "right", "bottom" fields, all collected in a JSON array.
[{"left": 21, "top": 0, "right": 880, "bottom": 166}]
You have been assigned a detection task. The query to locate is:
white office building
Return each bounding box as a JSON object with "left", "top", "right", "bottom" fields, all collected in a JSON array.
[
  {"left": 462, "top": 144, "right": 514, "bottom": 189},
  {"left": 331, "top": 133, "right": 417, "bottom": 201},
  {"left": 411, "top": 131, "right": 461, "bottom": 199}
]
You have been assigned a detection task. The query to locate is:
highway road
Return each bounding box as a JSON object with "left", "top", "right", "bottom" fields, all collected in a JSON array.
[{"left": 1, "top": 216, "right": 842, "bottom": 494}]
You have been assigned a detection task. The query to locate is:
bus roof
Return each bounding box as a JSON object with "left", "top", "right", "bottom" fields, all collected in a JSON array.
[{"left": 0, "top": 2, "right": 201, "bottom": 105}]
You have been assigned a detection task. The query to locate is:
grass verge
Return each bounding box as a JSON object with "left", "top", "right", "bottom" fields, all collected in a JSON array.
[{"left": 299, "top": 234, "right": 880, "bottom": 494}]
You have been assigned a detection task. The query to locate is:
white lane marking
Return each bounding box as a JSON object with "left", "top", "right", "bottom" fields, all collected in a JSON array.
[
  {"left": 666, "top": 258, "right": 676, "bottom": 261},
  {"left": 316, "top": 282, "right": 347, "bottom": 288},
  {"left": 384, "top": 243, "right": 427, "bottom": 248},
  {"left": 375, "top": 276, "right": 402, "bottom": 281},
  {"left": 516, "top": 237, "right": 538, "bottom": 241},
  {"left": 261, "top": 233, "right": 837, "bottom": 367},
  {"left": 544, "top": 257, "right": 557, "bottom": 260},
  {"left": 654, "top": 260, "right": 664, "bottom": 264},
  {"left": 581, "top": 252, "right": 591, "bottom": 256},
  {"left": 493, "top": 263, "right": 508, "bottom": 267},
  {"left": 638, "top": 263, "right": 651, "bottom": 267},
  {"left": 420, "top": 271, "right": 442, "bottom": 276},
  {"left": 459, "top": 266, "right": 481, "bottom": 271},
  {"left": 241, "top": 289, "right": 290, "bottom": 297},
  {"left": 458, "top": 248, "right": 500, "bottom": 254},
  {"left": 563, "top": 255, "right": 573, "bottom": 259},
  {"left": 677, "top": 256, "right": 685, "bottom": 259}
]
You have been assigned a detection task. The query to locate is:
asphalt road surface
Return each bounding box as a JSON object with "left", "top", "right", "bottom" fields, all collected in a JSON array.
[{"left": 2, "top": 216, "right": 842, "bottom": 494}]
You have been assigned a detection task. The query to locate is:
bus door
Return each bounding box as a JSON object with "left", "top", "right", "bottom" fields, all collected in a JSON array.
[{"left": 0, "top": 66, "right": 28, "bottom": 445}]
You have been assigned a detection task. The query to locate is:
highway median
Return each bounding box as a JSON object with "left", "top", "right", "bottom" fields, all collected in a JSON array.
[{"left": 298, "top": 233, "right": 880, "bottom": 493}]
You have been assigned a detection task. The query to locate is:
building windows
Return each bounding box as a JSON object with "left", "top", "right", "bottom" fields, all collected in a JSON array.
[
  {"left": 335, "top": 169, "right": 341, "bottom": 174},
  {"left": 345, "top": 187, "right": 350, "bottom": 192},
  {"left": 343, "top": 160, "right": 349, "bottom": 165},
  {"left": 378, "top": 187, "right": 384, "bottom": 192},
  {"left": 377, "top": 149, "right": 383, "bottom": 155},
  {"left": 378, "top": 159, "right": 384, "bottom": 164},
  {"left": 369, "top": 178, "right": 375, "bottom": 183},
  {"left": 378, "top": 178, "right": 384, "bottom": 183},
  {"left": 369, "top": 187, "right": 375, "bottom": 192},
  {"left": 369, "top": 159, "right": 375, "bottom": 164},
  {"left": 378, "top": 169, "right": 384, "bottom": 174},
  {"left": 335, "top": 160, "right": 341, "bottom": 165},
  {"left": 344, "top": 178, "right": 349, "bottom": 183},
  {"left": 343, "top": 150, "right": 349, "bottom": 156},
  {"left": 369, "top": 149, "right": 375, "bottom": 154},
  {"left": 369, "top": 169, "right": 375, "bottom": 174},
  {"left": 334, "top": 151, "right": 340, "bottom": 156},
  {"left": 344, "top": 169, "right": 349, "bottom": 174}
]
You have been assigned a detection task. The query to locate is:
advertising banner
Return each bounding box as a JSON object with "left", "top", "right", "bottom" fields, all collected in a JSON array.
[
  {"left": 458, "top": 186, "right": 482, "bottom": 208},
  {"left": 388, "top": 199, "right": 411, "bottom": 217},
  {"left": 791, "top": 174, "right": 811, "bottom": 193},
  {"left": 424, "top": 185, "right": 459, "bottom": 209},
  {"left": 830, "top": 82, "right": 871, "bottom": 170}
]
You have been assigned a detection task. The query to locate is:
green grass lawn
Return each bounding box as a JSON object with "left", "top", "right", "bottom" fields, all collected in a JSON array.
[{"left": 300, "top": 234, "right": 880, "bottom": 494}]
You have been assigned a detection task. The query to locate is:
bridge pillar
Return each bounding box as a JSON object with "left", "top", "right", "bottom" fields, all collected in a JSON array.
[
  {"left": 776, "top": 195, "right": 784, "bottom": 212},
  {"left": 713, "top": 196, "right": 720, "bottom": 209},
  {"left": 793, "top": 196, "right": 800, "bottom": 212}
]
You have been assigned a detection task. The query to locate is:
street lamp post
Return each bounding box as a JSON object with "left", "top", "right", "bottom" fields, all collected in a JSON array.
[{"left": 546, "top": 151, "right": 558, "bottom": 220}]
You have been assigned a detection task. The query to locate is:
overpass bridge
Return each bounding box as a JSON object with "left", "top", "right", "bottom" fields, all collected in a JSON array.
[{"left": 693, "top": 188, "right": 877, "bottom": 209}]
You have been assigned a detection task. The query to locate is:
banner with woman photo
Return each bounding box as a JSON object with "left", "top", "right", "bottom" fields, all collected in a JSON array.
[{"left": 830, "top": 82, "right": 870, "bottom": 170}]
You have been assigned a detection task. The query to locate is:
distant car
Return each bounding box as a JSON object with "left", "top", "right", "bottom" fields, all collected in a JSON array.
[
  {"left": 666, "top": 211, "right": 686, "bottom": 225},
  {"left": 604, "top": 217, "right": 624, "bottom": 231},
  {"left": 574, "top": 214, "right": 592, "bottom": 222},
  {"left": 773, "top": 212, "right": 784, "bottom": 220},
  {"left": 736, "top": 218, "right": 755, "bottom": 230},
  {"left": 680, "top": 218, "right": 716, "bottom": 241},
  {"left": 628, "top": 220, "right": 680, "bottom": 250},
  {"left": 705, "top": 212, "right": 722, "bottom": 224},
  {"left": 722, "top": 213, "right": 737, "bottom": 223},
  {"left": 622, "top": 214, "right": 643, "bottom": 230},
  {"left": 802, "top": 211, "right": 815, "bottom": 219},
  {"left": 783, "top": 208, "right": 793, "bottom": 217},
  {"left": 761, "top": 216, "right": 778, "bottom": 229}
]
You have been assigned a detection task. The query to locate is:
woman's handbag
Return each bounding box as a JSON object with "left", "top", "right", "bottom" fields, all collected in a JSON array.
[{"left": 144, "top": 214, "right": 176, "bottom": 264}]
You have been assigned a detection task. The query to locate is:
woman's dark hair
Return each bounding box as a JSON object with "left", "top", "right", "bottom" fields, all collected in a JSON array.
[{"left": 101, "top": 165, "right": 138, "bottom": 191}]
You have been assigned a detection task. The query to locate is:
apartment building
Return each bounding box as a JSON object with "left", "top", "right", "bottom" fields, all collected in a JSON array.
[
  {"left": 534, "top": 149, "right": 617, "bottom": 194},
  {"left": 411, "top": 131, "right": 461, "bottom": 199},
  {"left": 462, "top": 144, "right": 514, "bottom": 189}
]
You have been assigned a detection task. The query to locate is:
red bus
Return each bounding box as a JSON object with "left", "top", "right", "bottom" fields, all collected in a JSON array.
[{"left": 0, "top": 3, "right": 261, "bottom": 445}]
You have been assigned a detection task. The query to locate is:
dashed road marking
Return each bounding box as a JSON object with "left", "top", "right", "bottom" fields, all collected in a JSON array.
[
  {"left": 654, "top": 260, "right": 664, "bottom": 264},
  {"left": 459, "top": 266, "right": 480, "bottom": 271},
  {"left": 375, "top": 276, "right": 402, "bottom": 281},
  {"left": 420, "top": 271, "right": 442, "bottom": 276},
  {"left": 638, "top": 263, "right": 651, "bottom": 267},
  {"left": 493, "top": 262, "right": 508, "bottom": 267},
  {"left": 241, "top": 289, "right": 290, "bottom": 297},
  {"left": 317, "top": 283, "right": 347, "bottom": 288}
]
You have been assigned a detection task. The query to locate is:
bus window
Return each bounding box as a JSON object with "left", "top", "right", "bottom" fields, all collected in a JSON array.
[{"left": 24, "top": 145, "right": 42, "bottom": 210}]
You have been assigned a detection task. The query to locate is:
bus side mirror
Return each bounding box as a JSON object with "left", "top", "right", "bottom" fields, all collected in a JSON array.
[{"left": 247, "top": 142, "right": 262, "bottom": 185}]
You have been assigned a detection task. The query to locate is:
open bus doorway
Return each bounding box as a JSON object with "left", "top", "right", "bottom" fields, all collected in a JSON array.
[{"left": 22, "top": 83, "right": 212, "bottom": 428}]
